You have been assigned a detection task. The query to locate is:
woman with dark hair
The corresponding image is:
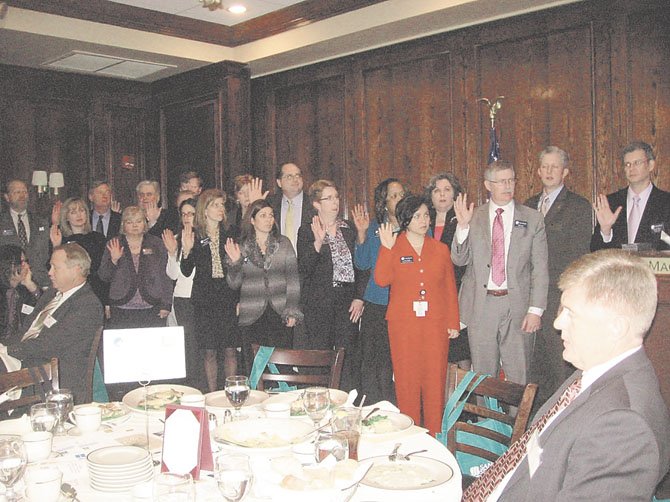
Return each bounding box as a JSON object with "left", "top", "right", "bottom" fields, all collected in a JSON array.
[
  {"left": 375, "top": 195, "right": 460, "bottom": 436},
  {"left": 224, "top": 199, "right": 302, "bottom": 373},
  {"left": 297, "top": 180, "right": 367, "bottom": 392},
  {"left": 181, "top": 189, "right": 239, "bottom": 392},
  {"left": 0, "top": 245, "right": 41, "bottom": 341},
  {"left": 50, "top": 197, "right": 106, "bottom": 303},
  {"left": 351, "top": 178, "right": 406, "bottom": 404},
  {"left": 425, "top": 173, "right": 471, "bottom": 368}
]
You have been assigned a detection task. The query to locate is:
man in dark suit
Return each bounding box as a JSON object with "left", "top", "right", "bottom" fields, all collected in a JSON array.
[
  {"left": 0, "top": 180, "right": 50, "bottom": 287},
  {"left": 137, "top": 180, "right": 176, "bottom": 237},
  {"left": 525, "top": 146, "right": 592, "bottom": 408},
  {"left": 452, "top": 160, "right": 548, "bottom": 385},
  {"left": 269, "top": 162, "right": 312, "bottom": 253},
  {"left": 464, "top": 250, "right": 670, "bottom": 501},
  {"left": 6, "top": 243, "right": 103, "bottom": 404},
  {"left": 89, "top": 180, "right": 121, "bottom": 239},
  {"left": 591, "top": 140, "right": 670, "bottom": 251}
]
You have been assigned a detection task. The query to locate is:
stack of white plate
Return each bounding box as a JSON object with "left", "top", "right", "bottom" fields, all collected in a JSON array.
[{"left": 87, "top": 445, "right": 154, "bottom": 493}]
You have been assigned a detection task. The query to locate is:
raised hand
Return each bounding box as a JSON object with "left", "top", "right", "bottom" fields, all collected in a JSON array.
[
  {"left": 145, "top": 202, "right": 161, "bottom": 225},
  {"left": 50, "top": 200, "right": 62, "bottom": 226},
  {"left": 311, "top": 215, "right": 327, "bottom": 252},
  {"left": 593, "top": 194, "right": 622, "bottom": 236},
  {"left": 49, "top": 224, "right": 62, "bottom": 247},
  {"left": 162, "top": 229, "right": 178, "bottom": 257},
  {"left": 181, "top": 226, "right": 194, "bottom": 257},
  {"left": 378, "top": 222, "right": 397, "bottom": 249},
  {"left": 20, "top": 262, "right": 38, "bottom": 293},
  {"left": 454, "top": 193, "right": 475, "bottom": 229},
  {"left": 224, "top": 238, "right": 241, "bottom": 263},
  {"left": 111, "top": 200, "right": 121, "bottom": 213},
  {"left": 351, "top": 204, "right": 370, "bottom": 243},
  {"left": 107, "top": 238, "right": 124, "bottom": 265},
  {"left": 247, "top": 177, "right": 269, "bottom": 203}
]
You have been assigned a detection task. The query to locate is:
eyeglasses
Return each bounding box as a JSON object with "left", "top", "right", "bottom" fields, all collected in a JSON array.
[
  {"left": 180, "top": 211, "right": 195, "bottom": 217},
  {"left": 623, "top": 159, "right": 649, "bottom": 169},
  {"left": 282, "top": 174, "right": 302, "bottom": 181},
  {"left": 319, "top": 195, "right": 340, "bottom": 202},
  {"left": 489, "top": 178, "right": 517, "bottom": 186},
  {"left": 387, "top": 192, "right": 406, "bottom": 201}
]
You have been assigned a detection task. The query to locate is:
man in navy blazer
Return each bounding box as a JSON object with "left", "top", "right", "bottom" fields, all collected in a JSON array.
[
  {"left": 464, "top": 250, "right": 670, "bottom": 501},
  {"left": 591, "top": 140, "right": 670, "bottom": 251},
  {"left": 89, "top": 180, "right": 121, "bottom": 239}
]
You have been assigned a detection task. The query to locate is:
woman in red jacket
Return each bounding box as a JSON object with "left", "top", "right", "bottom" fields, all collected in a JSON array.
[{"left": 375, "top": 195, "right": 460, "bottom": 435}]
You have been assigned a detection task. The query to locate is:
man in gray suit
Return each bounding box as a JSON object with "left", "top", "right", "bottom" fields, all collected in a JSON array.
[
  {"left": 464, "top": 250, "right": 670, "bottom": 501},
  {"left": 452, "top": 160, "right": 548, "bottom": 384},
  {"left": 525, "top": 146, "right": 592, "bottom": 407},
  {"left": 0, "top": 180, "right": 50, "bottom": 287}
]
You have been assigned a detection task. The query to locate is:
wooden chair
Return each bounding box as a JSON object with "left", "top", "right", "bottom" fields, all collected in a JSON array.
[
  {"left": 251, "top": 344, "right": 345, "bottom": 391},
  {"left": 0, "top": 357, "right": 58, "bottom": 413},
  {"left": 83, "top": 327, "right": 103, "bottom": 403},
  {"left": 445, "top": 363, "right": 537, "bottom": 484}
]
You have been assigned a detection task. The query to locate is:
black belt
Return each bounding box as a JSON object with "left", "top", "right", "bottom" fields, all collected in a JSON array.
[{"left": 487, "top": 289, "right": 508, "bottom": 297}]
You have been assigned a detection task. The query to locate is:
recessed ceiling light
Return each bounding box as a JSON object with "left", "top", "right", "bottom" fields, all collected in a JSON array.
[{"left": 228, "top": 4, "right": 246, "bottom": 14}]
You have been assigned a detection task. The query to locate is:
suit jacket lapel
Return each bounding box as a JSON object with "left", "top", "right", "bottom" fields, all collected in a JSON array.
[
  {"left": 544, "top": 187, "right": 568, "bottom": 223},
  {"left": 637, "top": 185, "right": 659, "bottom": 240}
]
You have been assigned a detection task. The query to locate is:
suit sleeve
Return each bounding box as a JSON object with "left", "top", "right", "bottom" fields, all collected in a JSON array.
[
  {"left": 297, "top": 224, "right": 322, "bottom": 283},
  {"left": 281, "top": 238, "right": 303, "bottom": 322},
  {"left": 529, "top": 216, "right": 549, "bottom": 311},
  {"left": 450, "top": 226, "right": 472, "bottom": 267},
  {"left": 555, "top": 409, "right": 662, "bottom": 502},
  {"left": 441, "top": 246, "right": 460, "bottom": 330}
]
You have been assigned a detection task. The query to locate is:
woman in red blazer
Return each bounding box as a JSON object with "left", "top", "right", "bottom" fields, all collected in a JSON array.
[{"left": 375, "top": 195, "right": 460, "bottom": 435}]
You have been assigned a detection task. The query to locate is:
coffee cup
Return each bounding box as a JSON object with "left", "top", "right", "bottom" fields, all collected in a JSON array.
[
  {"left": 21, "top": 431, "right": 53, "bottom": 463},
  {"left": 179, "top": 394, "right": 206, "bottom": 408},
  {"left": 25, "top": 465, "right": 62, "bottom": 502},
  {"left": 68, "top": 405, "right": 102, "bottom": 433}
]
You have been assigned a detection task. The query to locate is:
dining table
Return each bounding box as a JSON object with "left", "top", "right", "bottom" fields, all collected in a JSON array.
[{"left": 1, "top": 395, "right": 463, "bottom": 501}]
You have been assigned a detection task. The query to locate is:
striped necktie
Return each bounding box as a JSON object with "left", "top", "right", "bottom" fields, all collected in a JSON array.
[
  {"left": 21, "top": 292, "right": 63, "bottom": 341},
  {"left": 17, "top": 213, "right": 28, "bottom": 248},
  {"left": 463, "top": 377, "right": 582, "bottom": 501}
]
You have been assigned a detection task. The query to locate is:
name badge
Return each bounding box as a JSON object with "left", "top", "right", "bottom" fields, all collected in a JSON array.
[
  {"left": 200, "top": 237, "right": 211, "bottom": 246},
  {"left": 526, "top": 429, "right": 543, "bottom": 477},
  {"left": 413, "top": 300, "right": 428, "bottom": 317},
  {"left": 38, "top": 226, "right": 46, "bottom": 232},
  {"left": 514, "top": 220, "right": 528, "bottom": 228},
  {"left": 651, "top": 223, "right": 664, "bottom": 234},
  {"left": 400, "top": 256, "right": 414, "bottom": 264},
  {"left": 2, "top": 229, "right": 14, "bottom": 236},
  {"left": 43, "top": 315, "right": 57, "bottom": 328},
  {"left": 21, "top": 304, "right": 35, "bottom": 315},
  {"left": 142, "top": 248, "right": 154, "bottom": 255}
]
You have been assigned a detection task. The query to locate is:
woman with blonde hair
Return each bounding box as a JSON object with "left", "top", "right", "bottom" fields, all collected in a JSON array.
[{"left": 181, "top": 189, "right": 239, "bottom": 392}]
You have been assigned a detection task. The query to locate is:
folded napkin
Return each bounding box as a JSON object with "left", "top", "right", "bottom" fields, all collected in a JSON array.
[
  {"left": 0, "top": 414, "right": 32, "bottom": 435},
  {"left": 0, "top": 344, "right": 23, "bottom": 403}
]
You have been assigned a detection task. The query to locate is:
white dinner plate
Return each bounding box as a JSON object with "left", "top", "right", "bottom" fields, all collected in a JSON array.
[
  {"left": 359, "top": 455, "right": 454, "bottom": 490},
  {"left": 213, "top": 418, "right": 314, "bottom": 453},
  {"left": 122, "top": 384, "right": 201, "bottom": 413},
  {"left": 204, "top": 389, "right": 269, "bottom": 412},
  {"left": 87, "top": 445, "right": 151, "bottom": 467},
  {"left": 360, "top": 410, "right": 414, "bottom": 437},
  {"left": 263, "top": 389, "right": 348, "bottom": 417}
]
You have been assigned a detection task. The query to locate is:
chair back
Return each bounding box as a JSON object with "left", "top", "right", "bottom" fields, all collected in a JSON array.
[
  {"left": 0, "top": 357, "right": 58, "bottom": 413},
  {"left": 251, "top": 344, "right": 345, "bottom": 390},
  {"left": 84, "top": 327, "right": 103, "bottom": 403},
  {"left": 445, "top": 363, "right": 537, "bottom": 462}
]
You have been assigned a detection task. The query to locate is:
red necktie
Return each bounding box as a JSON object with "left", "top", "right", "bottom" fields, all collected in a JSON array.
[
  {"left": 491, "top": 208, "right": 505, "bottom": 286},
  {"left": 463, "top": 377, "right": 582, "bottom": 501}
]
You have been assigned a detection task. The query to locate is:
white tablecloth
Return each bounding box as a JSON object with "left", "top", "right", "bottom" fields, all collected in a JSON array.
[{"left": 14, "top": 405, "right": 462, "bottom": 501}]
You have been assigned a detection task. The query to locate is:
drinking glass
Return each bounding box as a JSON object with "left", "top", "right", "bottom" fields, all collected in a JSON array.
[
  {"left": 154, "top": 472, "right": 194, "bottom": 501},
  {"left": 225, "top": 376, "right": 250, "bottom": 420},
  {"left": 331, "top": 407, "right": 362, "bottom": 460},
  {"left": 314, "top": 431, "right": 349, "bottom": 463},
  {"left": 45, "top": 389, "right": 73, "bottom": 435},
  {"left": 215, "top": 452, "right": 252, "bottom": 502},
  {"left": 29, "top": 403, "right": 58, "bottom": 432},
  {"left": 0, "top": 435, "right": 28, "bottom": 501},
  {"left": 302, "top": 387, "right": 330, "bottom": 427}
]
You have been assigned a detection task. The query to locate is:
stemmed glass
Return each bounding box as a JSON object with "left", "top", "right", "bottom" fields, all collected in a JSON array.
[
  {"left": 0, "top": 436, "right": 28, "bottom": 501},
  {"left": 215, "top": 452, "right": 252, "bottom": 502},
  {"left": 45, "top": 389, "right": 73, "bottom": 435},
  {"left": 154, "top": 472, "right": 194, "bottom": 501},
  {"left": 302, "top": 387, "right": 331, "bottom": 427},
  {"left": 225, "top": 376, "right": 250, "bottom": 421},
  {"left": 29, "top": 403, "right": 58, "bottom": 432}
]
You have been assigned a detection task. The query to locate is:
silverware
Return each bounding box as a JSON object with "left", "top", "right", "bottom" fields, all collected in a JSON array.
[
  {"left": 388, "top": 442, "right": 402, "bottom": 461},
  {"left": 341, "top": 464, "right": 373, "bottom": 501},
  {"left": 60, "top": 482, "right": 80, "bottom": 501},
  {"left": 395, "top": 449, "right": 428, "bottom": 461},
  {"left": 362, "top": 407, "right": 380, "bottom": 421},
  {"left": 293, "top": 418, "right": 334, "bottom": 443}
]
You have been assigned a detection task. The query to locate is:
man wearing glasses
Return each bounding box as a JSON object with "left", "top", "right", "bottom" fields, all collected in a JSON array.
[
  {"left": 591, "top": 140, "right": 670, "bottom": 251},
  {"left": 452, "top": 160, "right": 548, "bottom": 385},
  {"left": 270, "top": 163, "right": 311, "bottom": 252}
]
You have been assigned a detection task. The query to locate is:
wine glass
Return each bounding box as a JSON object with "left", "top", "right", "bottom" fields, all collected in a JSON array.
[
  {"left": 30, "top": 403, "right": 58, "bottom": 432},
  {"left": 225, "top": 376, "right": 250, "bottom": 421},
  {"left": 0, "top": 435, "right": 28, "bottom": 502},
  {"left": 215, "top": 452, "right": 252, "bottom": 502},
  {"left": 154, "top": 472, "right": 194, "bottom": 501},
  {"left": 302, "top": 387, "right": 331, "bottom": 427},
  {"left": 45, "top": 389, "right": 73, "bottom": 435}
]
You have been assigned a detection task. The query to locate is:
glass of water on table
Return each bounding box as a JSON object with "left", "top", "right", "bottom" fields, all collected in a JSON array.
[
  {"left": 30, "top": 402, "right": 58, "bottom": 432},
  {"left": 225, "top": 376, "right": 250, "bottom": 421},
  {"left": 45, "top": 388, "right": 73, "bottom": 435}
]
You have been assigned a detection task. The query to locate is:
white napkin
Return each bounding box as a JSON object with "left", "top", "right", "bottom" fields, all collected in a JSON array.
[
  {"left": 661, "top": 230, "right": 670, "bottom": 246},
  {"left": 0, "top": 343, "right": 23, "bottom": 403},
  {"left": 344, "top": 389, "right": 358, "bottom": 407},
  {"left": 0, "top": 414, "right": 32, "bottom": 434}
]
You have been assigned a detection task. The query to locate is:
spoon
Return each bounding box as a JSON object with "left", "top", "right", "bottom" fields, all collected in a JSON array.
[
  {"left": 388, "top": 442, "right": 402, "bottom": 461},
  {"left": 60, "top": 482, "right": 80, "bottom": 501},
  {"left": 341, "top": 464, "right": 373, "bottom": 502},
  {"left": 395, "top": 449, "right": 428, "bottom": 461}
]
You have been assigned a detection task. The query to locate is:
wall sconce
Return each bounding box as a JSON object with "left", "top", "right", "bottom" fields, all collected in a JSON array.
[
  {"left": 49, "top": 172, "right": 64, "bottom": 196},
  {"left": 31, "top": 170, "right": 48, "bottom": 196}
]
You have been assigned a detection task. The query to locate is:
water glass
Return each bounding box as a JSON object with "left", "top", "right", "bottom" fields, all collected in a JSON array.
[
  {"left": 215, "top": 453, "right": 252, "bottom": 502},
  {"left": 314, "top": 431, "right": 349, "bottom": 463},
  {"left": 0, "top": 435, "right": 27, "bottom": 502},
  {"left": 224, "top": 376, "right": 250, "bottom": 420},
  {"left": 302, "top": 387, "right": 330, "bottom": 427},
  {"left": 331, "top": 407, "right": 362, "bottom": 460},
  {"left": 45, "top": 389, "right": 73, "bottom": 435},
  {"left": 30, "top": 402, "right": 58, "bottom": 432},
  {"left": 154, "top": 472, "right": 195, "bottom": 501}
]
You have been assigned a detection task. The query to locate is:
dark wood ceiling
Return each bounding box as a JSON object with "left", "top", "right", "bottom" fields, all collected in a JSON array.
[{"left": 6, "top": 0, "right": 387, "bottom": 46}]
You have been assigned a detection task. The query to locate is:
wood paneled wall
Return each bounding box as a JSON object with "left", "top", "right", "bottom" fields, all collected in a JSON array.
[{"left": 251, "top": 0, "right": 670, "bottom": 213}]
